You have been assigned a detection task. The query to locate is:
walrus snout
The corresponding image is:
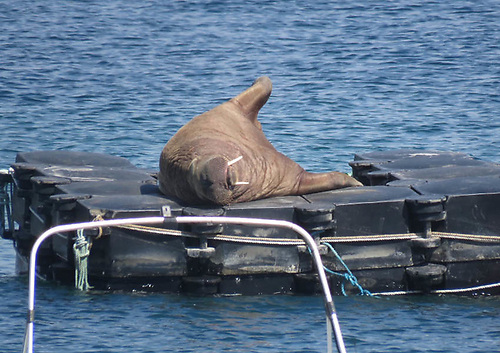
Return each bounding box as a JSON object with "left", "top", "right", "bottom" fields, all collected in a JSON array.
[{"left": 189, "top": 156, "right": 234, "bottom": 205}]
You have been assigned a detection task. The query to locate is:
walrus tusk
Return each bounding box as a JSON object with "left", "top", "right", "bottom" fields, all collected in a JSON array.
[
  {"left": 228, "top": 156, "right": 248, "bottom": 185},
  {"left": 228, "top": 156, "right": 243, "bottom": 166}
]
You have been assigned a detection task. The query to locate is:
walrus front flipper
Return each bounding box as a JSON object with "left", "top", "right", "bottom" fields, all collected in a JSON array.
[{"left": 231, "top": 76, "right": 272, "bottom": 125}]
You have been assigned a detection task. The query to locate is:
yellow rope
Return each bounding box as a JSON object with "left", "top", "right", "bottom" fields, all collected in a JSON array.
[
  {"left": 106, "top": 223, "right": 500, "bottom": 245},
  {"left": 116, "top": 224, "right": 188, "bottom": 237},
  {"left": 433, "top": 231, "right": 500, "bottom": 243},
  {"left": 321, "top": 233, "right": 418, "bottom": 243},
  {"left": 92, "top": 214, "right": 105, "bottom": 239},
  {"left": 115, "top": 224, "right": 304, "bottom": 245}
]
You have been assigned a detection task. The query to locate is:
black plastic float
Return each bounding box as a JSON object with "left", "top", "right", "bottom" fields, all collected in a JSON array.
[{"left": 2, "top": 149, "right": 500, "bottom": 295}]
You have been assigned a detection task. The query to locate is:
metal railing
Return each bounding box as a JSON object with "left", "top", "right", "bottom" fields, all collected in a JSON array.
[{"left": 22, "top": 214, "right": 347, "bottom": 353}]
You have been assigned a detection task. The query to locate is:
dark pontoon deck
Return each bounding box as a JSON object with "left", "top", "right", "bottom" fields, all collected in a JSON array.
[{"left": 3, "top": 149, "right": 500, "bottom": 295}]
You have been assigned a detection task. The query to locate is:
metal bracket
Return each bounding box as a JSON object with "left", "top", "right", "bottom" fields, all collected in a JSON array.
[
  {"left": 186, "top": 247, "right": 216, "bottom": 258},
  {"left": 161, "top": 205, "right": 172, "bottom": 217},
  {"left": 26, "top": 309, "right": 35, "bottom": 323},
  {"left": 298, "top": 244, "right": 328, "bottom": 255}
]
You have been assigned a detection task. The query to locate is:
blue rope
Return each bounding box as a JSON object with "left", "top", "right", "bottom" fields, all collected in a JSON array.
[{"left": 321, "top": 242, "right": 374, "bottom": 297}]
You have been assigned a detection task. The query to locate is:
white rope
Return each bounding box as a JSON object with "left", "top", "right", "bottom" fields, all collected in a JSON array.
[
  {"left": 372, "top": 281, "right": 500, "bottom": 296},
  {"left": 431, "top": 281, "right": 500, "bottom": 294}
]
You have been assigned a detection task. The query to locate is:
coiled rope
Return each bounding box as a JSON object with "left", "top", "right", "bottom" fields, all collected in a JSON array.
[
  {"left": 73, "top": 216, "right": 103, "bottom": 290},
  {"left": 73, "top": 229, "right": 92, "bottom": 291},
  {"left": 0, "top": 171, "right": 14, "bottom": 238}
]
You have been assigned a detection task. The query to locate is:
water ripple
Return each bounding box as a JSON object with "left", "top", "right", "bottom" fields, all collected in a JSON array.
[{"left": 1, "top": 0, "right": 500, "bottom": 352}]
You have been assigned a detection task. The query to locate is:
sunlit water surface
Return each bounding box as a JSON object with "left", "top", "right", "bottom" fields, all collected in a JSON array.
[{"left": 1, "top": 1, "right": 500, "bottom": 352}]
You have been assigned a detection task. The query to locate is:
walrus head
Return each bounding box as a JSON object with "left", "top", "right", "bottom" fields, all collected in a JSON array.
[{"left": 187, "top": 155, "right": 244, "bottom": 205}]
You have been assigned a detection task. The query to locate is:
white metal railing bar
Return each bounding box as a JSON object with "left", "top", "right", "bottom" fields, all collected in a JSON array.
[{"left": 22, "top": 215, "right": 347, "bottom": 353}]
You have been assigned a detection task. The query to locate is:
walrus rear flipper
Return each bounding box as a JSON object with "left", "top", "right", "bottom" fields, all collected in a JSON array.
[
  {"left": 231, "top": 76, "right": 272, "bottom": 126},
  {"left": 296, "top": 171, "right": 363, "bottom": 195}
]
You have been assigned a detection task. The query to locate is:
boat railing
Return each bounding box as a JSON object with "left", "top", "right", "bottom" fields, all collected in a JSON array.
[{"left": 22, "top": 210, "right": 347, "bottom": 353}]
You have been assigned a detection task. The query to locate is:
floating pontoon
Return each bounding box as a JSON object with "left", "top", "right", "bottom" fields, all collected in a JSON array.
[{"left": 2, "top": 149, "right": 500, "bottom": 296}]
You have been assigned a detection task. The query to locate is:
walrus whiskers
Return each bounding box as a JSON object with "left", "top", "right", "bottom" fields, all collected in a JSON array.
[{"left": 233, "top": 181, "right": 249, "bottom": 185}]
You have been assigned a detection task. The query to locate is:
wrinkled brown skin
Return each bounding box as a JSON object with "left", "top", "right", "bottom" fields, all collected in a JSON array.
[{"left": 159, "top": 76, "right": 362, "bottom": 205}]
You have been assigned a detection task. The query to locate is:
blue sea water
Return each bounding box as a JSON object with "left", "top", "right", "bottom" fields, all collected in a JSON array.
[{"left": 1, "top": 0, "right": 500, "bottom": 352}]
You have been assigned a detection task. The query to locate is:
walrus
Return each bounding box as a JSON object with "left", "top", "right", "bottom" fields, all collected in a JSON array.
[{"left": 159, "top": 76, "right": 362, "bottom": 205}]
